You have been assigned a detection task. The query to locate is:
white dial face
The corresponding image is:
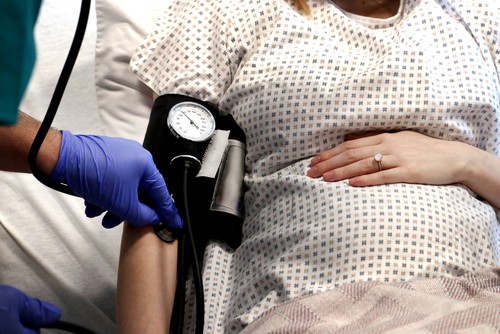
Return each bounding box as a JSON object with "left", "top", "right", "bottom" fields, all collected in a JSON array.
[{"left": 167, "top": 102, "right": 216, "bottom": 142}]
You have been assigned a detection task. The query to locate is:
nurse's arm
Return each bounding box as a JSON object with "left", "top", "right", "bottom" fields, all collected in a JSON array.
[{"left": 0, "top": 111, "right": 61, "bottom": 174}]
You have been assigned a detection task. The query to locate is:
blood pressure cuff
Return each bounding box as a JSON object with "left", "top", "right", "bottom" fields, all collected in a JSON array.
[
  {"left": 143, "top": 94, "right": 245, "bottom": 249},
  {"left": 143, "top": 94, "right": 220, "bottom": 178},
  {"left": 0, "top": 0, "right": 42, "bottom": 124}
]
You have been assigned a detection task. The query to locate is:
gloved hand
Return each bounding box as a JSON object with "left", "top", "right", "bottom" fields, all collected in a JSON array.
[
  {"left": 51, "top": 130, "right": 183, "bottom": 229},
  {"left": 0, "top": 285, "right": 61, "bottom": 334}
]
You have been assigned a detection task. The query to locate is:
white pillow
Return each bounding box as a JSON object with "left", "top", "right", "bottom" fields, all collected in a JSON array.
[{"left": 94, "top": 0, "right": 167, "bottom": 141}]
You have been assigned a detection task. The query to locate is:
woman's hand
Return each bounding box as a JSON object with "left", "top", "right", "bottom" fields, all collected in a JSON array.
[{"left": 307, "top": 131, "right": 481, "bottom": 187}]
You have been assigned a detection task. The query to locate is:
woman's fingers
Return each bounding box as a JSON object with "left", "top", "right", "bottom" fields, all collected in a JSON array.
[
  {"left": 319, "top": 153, "right": 394, "bottom": 182},
  {"left": 308, "top": 144, "right": 387, "bottom": 179},
  {"left": 310, "top": 133, "right": 386, "bottom": 166},
  {"left": 307, "top": 130, "right": 470, "bottom": 186},
  {"left": 347, "top": 167, "right": 401, "bottom": 187}
]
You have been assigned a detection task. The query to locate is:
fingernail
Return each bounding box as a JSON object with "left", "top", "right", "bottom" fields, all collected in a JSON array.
[
  {"left": 307, "top": 167, "right": 318, "bottom": 177},
  {"left": 310, "top": 156, "right": 321, "bottom": 165},
  {"left": 323, "top": 171, "right": 335, "bottom": 181}
]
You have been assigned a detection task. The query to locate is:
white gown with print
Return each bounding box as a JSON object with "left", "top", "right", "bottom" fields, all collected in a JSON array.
[{"left": 130, "top": 0, "right": 500, "bottom": 332}]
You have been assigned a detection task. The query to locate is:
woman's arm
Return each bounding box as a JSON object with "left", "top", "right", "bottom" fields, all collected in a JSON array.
[
  {"left": 307, "top": 131, "right": 500, "bottom": 210},
  {"left": 117, "top": 224, "right": 177, "bottom": 333}
]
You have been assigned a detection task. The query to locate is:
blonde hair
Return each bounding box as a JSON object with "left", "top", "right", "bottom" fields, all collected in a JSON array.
[{"left": 292, "top": 0, "right": 311, "bottom": 15}]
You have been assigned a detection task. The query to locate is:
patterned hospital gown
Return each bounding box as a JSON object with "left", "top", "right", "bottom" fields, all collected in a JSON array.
[{"left": 130, "top": 0, "right": 500, "bottom": 332}]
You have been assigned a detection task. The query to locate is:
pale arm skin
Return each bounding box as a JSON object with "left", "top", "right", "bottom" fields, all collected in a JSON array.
[
  {"left": 307, "top": 131, "right": 500, "bottom": 210},
  {"left": 117, "top": 224, "right": 177, "bottom": 334},
  {"left": 116, "top": 93, "right": 179, "bottom": 333},
  {"left": 116, "top": 92, "right": 177, "bottom": 333},
  {"left": 0, "top": 111, "right": 61, "bottom": 174}
]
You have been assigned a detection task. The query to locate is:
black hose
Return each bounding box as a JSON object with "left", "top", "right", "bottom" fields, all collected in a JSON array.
[
  {"left": 172, "top": 233, "right": 186, "bottom": 334},
  {"left": 27, "top": 2, "right": 100, "bottom": 333},
  {"left": 180, "top": 162, "right": 205, "bottom": 334},
  {"left": 27, "top": 0, "right": 90, "bottom": 196},
  {"left": 43, "top": 320, "right": 98, "bottom": 334}
]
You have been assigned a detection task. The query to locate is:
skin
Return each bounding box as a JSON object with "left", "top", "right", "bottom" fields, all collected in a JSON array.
[
  {"left": 332, "top": 0, "right": 401, "bottom": 18},
  {"left": 307, "top": 131, "right": 500, "bottom": 210},
  {"left": 0, "top": 112, "right": 61, "bottom": 174},
  {"left": 117, "top": 224, "right": 177, "bottom": 333},
  {"left": 117, "top": 93, "right": 177, "bottom": 334},
  {"left": 0, "top": 113, "right": 179, "bottom": 333}
]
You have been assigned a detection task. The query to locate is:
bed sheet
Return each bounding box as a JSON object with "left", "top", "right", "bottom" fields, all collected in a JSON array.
[
  {"left": 0, "top": 1, "right": 121, "bottom": 332},
  {"left": 94, "top": 0, "right": 167, "bottom": 141}
]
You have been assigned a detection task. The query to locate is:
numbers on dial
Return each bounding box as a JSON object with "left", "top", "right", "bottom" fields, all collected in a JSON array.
[{"left": 167, "top": 102, "right": 216, "bottom": 142}]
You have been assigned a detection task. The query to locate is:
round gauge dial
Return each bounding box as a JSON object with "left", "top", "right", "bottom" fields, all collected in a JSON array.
[{"left": 167, "top": 102, "right": 216, "bottom": 142}]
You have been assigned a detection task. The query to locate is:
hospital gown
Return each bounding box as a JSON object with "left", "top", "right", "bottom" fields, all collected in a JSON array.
[{"left": 130, "top": 0, "right": 500, "bottom": 332}]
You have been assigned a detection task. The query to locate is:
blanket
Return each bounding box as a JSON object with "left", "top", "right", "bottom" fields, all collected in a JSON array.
[{"left": 241, "top": 267, "right": 500, "bottom": 333}]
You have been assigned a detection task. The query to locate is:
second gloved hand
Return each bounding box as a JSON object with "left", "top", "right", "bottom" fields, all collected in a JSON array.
[
  {"left": 0, "top": 285, "right": 61, "bottom": 334},
  {"left": 51, "top": 130, "right": 183, "bottom": 229}
]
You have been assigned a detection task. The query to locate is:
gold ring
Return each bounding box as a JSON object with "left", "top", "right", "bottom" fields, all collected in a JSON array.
[{"left": 374, "top": 153, "right": 383, "bottom": 171}]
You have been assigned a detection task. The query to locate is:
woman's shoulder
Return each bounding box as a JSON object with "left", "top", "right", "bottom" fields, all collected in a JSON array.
[
  {"left": 435, "top": 0, "right": 499, "bottom": 18},
  {"left": 168, "top": 0, "right": 294, "bottom": 16},
  {"left": 434, "top": 0, "right": 499, "bottom": 46},
  {"left": 176, "top": 0, "right": 297, "bottom": 37},
  {"left": 171, "top": 0, "right": 282, "bottom": 10}
]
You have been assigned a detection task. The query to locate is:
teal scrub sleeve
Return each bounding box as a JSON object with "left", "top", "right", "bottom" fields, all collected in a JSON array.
[{"left": 0, "top": 0, "right": 42, "bottom": 125}]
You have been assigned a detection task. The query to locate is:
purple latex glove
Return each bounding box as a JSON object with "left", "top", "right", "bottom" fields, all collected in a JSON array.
[
  {"left": 51, "top": 130, "right": 183, "bottom": 229},
  {"left": 0, "top": 285, "right": 61, "bottom": 334}
]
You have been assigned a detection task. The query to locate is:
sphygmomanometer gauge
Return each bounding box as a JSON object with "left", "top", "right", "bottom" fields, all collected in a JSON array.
[{"left": 167, "top": 102, "right": 216, "bottom": 142}]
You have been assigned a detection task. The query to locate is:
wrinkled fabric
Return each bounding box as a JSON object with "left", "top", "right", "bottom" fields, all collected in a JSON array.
[{"left": 130, "top": 0, "right": 500, "bottom": 332}]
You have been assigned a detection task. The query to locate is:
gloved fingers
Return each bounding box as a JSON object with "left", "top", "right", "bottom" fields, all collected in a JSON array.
[
  {"left": 140, "top": 169, "right": 183, "bottom": 229},
  {"left": 52, "top": 132, "right": 183, "bottom": 229},
  {"left": 21, "top": 328, "right": 40, "bottom": 334},
  {"left": 101, "top": 212, "right": 124, "bottom": 229},
  {"left": 157, "top": 202, "right": 183, "bottom": 230},
  {"left": 109, "top": 203, "right": 163, "bottom": 228},
  {"left": 84, "top": 201, "right": 106, "bottom": 218},
  {"left": 18, "top": 293, "right": 61, "bottom": 327}
]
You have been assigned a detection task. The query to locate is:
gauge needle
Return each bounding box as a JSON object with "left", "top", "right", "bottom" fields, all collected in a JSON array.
[{"left": 180, "top": 110, "right": 199, "bottom": 129}]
